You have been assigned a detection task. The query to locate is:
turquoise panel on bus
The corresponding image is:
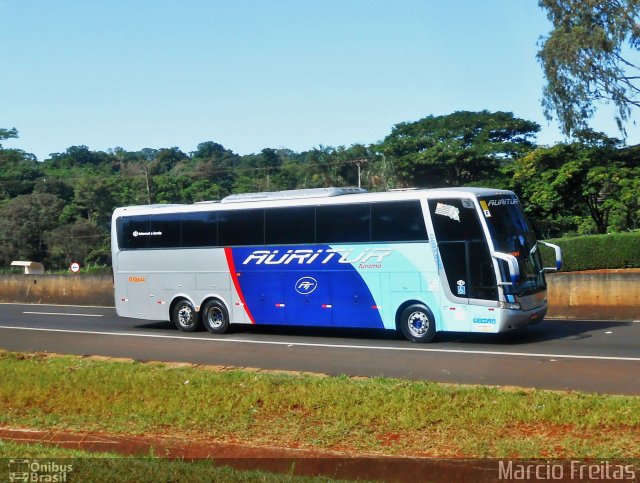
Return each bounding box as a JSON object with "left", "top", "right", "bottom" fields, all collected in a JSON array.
[{"left": 225, "top": 243, "right": 436, "bottom": 330}]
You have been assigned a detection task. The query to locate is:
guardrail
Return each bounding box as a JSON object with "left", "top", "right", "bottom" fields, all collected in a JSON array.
[{"left": 0, "top": 271, "right": 637, "bottom": 320}]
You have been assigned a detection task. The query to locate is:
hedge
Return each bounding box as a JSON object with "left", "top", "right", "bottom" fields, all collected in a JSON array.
[{"left": 539, "top": 231, "right": 640, "bottom": 272}]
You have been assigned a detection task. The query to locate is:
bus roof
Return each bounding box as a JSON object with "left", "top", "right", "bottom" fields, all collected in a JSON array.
[
  {"left": 221, "top": 187, "right": 367, "bottom": 203},
  {"left": 112, "top": 186, "right": 515, "bottom": 216}
]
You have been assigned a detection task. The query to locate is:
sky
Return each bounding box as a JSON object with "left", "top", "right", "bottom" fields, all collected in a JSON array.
[{"left": 1, "top": 0, "right": 639, "bottom": 161}]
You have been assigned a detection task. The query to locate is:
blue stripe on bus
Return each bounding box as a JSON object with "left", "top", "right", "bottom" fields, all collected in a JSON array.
[{"left": 228, "top": 245, "right": 385, "bottom": 329}]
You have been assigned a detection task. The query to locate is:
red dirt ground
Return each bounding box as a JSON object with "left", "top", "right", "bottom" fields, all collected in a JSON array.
[{"left": 0, "top": 427, "right": 506, "bottom": 481}]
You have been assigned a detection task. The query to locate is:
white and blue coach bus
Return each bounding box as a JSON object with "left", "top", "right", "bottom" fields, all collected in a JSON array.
[{"left": 111, "top": 187, "right": 561, "bottom": 342}]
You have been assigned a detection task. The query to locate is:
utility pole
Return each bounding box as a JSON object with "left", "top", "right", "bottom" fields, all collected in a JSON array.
[
  {"left": 143, "top": 165, "right": 152, "bottom": 204},
  {"left": 352, "top": 158, "right": 368, "bottom": 188}
]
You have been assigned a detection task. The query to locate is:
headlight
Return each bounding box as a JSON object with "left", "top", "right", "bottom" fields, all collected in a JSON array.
[{"left": 498, "top": 301, "right": 521, "bottom": 310}]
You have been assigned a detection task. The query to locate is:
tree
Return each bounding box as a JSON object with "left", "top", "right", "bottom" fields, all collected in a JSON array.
[
  {"left": 182, "top": 179, "right": 224, "bottom": 202},
  {"left": 148, "top": 147, "right": 188, "bottom": 175},
  {"left": 33, "top": 177, "right": 74, "bottom": 202},
  {"left": 610, "top": 144, "right": 640, "bottom": 230},
  {"left": 331, "top": 144, "right": 368, "bottom": 188},
  {"left": 0, "top": 150, "right": 43, "bottom": 199},
  {"left": 0, "top": 127, "right": 18, "bottom": 148},
  {"left": 0, "top": 127, "right": 42, "bottom": 199},
  {"left": 302, "top": 146, "right": 347, "bottom": 187},
  {"left": 513, "top": 134, "right": 639, "bottom": 236},
  {"left": 189, "top": 141, "right": 239, "bottom": 195},
  {"left": 152, "top": 174, "right": 194, "bottom": 204},
  {"left": 44, "top": 220, "right": 109, "bottom": 268},
  {"left": 538, "top": 0, "right": 640, "bottom": 137},
  {"left": 47, "top": 145, "right": 114, "bottom": 171},
  {"left": 72, "top": 177, "right": 116, "bottom": 227},
  {"left": 191, "top": 141, "right": 227, "bottom": 159},
  {"left": 108, "top": 176, "right": 150, "bottom": 207},
  {"left": 257, "top": 148, "right": 283, "bottom": 191},
  {"left": 379, "top": 111, "right": 539, "bottom": 187},
  {"left": 230, "top": 148, "right": 287, "bottom": 193},
  {"left": 0, "top": 193, "right": 65, "bottom": 266}
]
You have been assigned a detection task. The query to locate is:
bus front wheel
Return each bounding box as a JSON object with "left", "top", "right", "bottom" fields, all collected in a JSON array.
[
  {"left": 171, "top": 299, "right": 200, "bottom": 332},
  {"left": 400, "top": 304, "right": 436, "bottom": 343},
  {"left": 201, "top": 299, "right": 230, "bottom": 334}
]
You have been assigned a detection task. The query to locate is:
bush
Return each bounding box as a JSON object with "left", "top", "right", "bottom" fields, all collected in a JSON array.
[{"left": 540, "top": 231, "right": 640, "bottom": 272}]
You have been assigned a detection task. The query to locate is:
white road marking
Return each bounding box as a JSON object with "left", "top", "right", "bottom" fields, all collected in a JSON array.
[
  {"left": 22, "top": 312, "right": 104, "bottom": 318},
  {"left": 1, "top": 325, "right": 640, "bottom": 362},
  {"left": 0, "top": 303, "right": 113, "bottom": 309}
]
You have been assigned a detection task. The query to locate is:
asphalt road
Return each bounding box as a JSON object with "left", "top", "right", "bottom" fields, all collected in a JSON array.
[{"left": 1, "top": 302, "right": 639, "bottom": 395}]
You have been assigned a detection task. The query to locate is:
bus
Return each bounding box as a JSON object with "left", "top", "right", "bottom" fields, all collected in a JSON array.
[{"left": 110, "top": 187, "right": 561, "bottom": 343}]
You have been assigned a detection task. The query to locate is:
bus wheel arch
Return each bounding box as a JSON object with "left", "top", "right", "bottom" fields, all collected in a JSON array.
[
  {"left": 170, "top": 297, "right": 201, "bottom": 332},
  {"left": 396, "top": 301, "right": 436, "bottom": 343},
  {"left": 200, "top": 297, "right": 230, "bottom": 334}
]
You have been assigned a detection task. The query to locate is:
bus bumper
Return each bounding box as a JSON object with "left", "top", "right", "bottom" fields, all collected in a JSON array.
[{"left": 498, "top": 304, "right": 547, "bottom": 332}]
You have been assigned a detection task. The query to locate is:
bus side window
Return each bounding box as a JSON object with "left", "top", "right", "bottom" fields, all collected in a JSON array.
[
  {"left": 218, "top": 209, "right": 264, "bottom": 246},
  {"left": 265, "top": 207, "right": 315, "bottom": 245},
  {"left": 371, "top": 201, "right": 427, "bottom": 242},
  {"left": 181, "top": 211, "right": 217, "bottom": 247},
  {"left": 118, "top": 215, "right": 150, "bottom": 249},
  {"left": 148, "top": 214, "right": 181, "bottom": 248},
  {"left": 316, "top": 204, "right": 370, "bottom": 243}
]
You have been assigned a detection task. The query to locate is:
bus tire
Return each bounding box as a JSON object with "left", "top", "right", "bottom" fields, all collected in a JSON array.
[
  {"left": 201, "top": 299, "right": 230, "bottom": 334},
  {"left": 399, "top": 304, "right": 436, "bottom": 343},
  {"left": 171, "top": 299, "right": 200, "bottom": 332}
]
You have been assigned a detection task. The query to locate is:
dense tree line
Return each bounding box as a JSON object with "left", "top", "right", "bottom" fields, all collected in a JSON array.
[{"left": 0, "top": 110, "right": 639, "bottom": 270}]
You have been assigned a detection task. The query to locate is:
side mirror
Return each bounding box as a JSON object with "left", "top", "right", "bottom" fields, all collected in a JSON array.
[
  {"left": 492, "top": 252, "right": 520, "bottom": 286},
  {"left": 539, "top": 241, "right": 562, "bottom": 272}
]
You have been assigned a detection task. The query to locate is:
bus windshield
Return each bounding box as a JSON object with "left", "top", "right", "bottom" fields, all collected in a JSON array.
[{"left": 478, "top": 195, "right": 546, "bottom": 295}]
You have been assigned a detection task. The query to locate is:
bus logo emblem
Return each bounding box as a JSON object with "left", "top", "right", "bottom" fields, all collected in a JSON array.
[{"left": 296, "top": 277, "right": 318, "bottom": 295}]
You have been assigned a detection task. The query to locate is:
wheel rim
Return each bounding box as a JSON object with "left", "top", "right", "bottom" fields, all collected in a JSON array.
[
  {"left": 206, "top": 306, "right": 224, "bottom": 329},
  {"left": 407, "top": 311, "right": 429, "bottom": 338},
  {"left": 177, "top": 305, "right": 195, "bottom": 328}
]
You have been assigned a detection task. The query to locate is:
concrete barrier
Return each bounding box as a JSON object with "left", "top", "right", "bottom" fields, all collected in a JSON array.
[
  {"left": 546, "top": 270, "right": 639, "bottom": 320},
  {"left": 0, "top": 271, "right": 637, "bottom": 320},
  {"left": 0, "top": 274, "right": 114, "bottom": 307}
]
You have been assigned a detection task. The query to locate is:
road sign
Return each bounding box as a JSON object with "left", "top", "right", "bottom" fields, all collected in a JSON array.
[{"left": 70, "top": 261, "right": 80, "bottom": 273}]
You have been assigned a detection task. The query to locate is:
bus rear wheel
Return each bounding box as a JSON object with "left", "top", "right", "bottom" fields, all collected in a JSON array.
[
  {"left": 400, "top": 304, "right": 436, "bottom": 343},
  {"left": 201, "top": 299, "right": 230, "bottom": 334},
  {"left": 172, "top": 299, "right": 200, "bottom": 332}
]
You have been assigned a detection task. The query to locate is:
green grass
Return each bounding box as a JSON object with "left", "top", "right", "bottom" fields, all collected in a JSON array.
[
  {"left": 1, "top": 351, "right": 639, "bottom": 458},
  {"left": 0, "top": 441, "right": 336, "bottom": 483}
]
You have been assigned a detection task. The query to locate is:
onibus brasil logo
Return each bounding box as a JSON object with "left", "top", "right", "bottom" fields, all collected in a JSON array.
[{"left": 8, "top": 459, "right": 73, "bottom": 482}]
